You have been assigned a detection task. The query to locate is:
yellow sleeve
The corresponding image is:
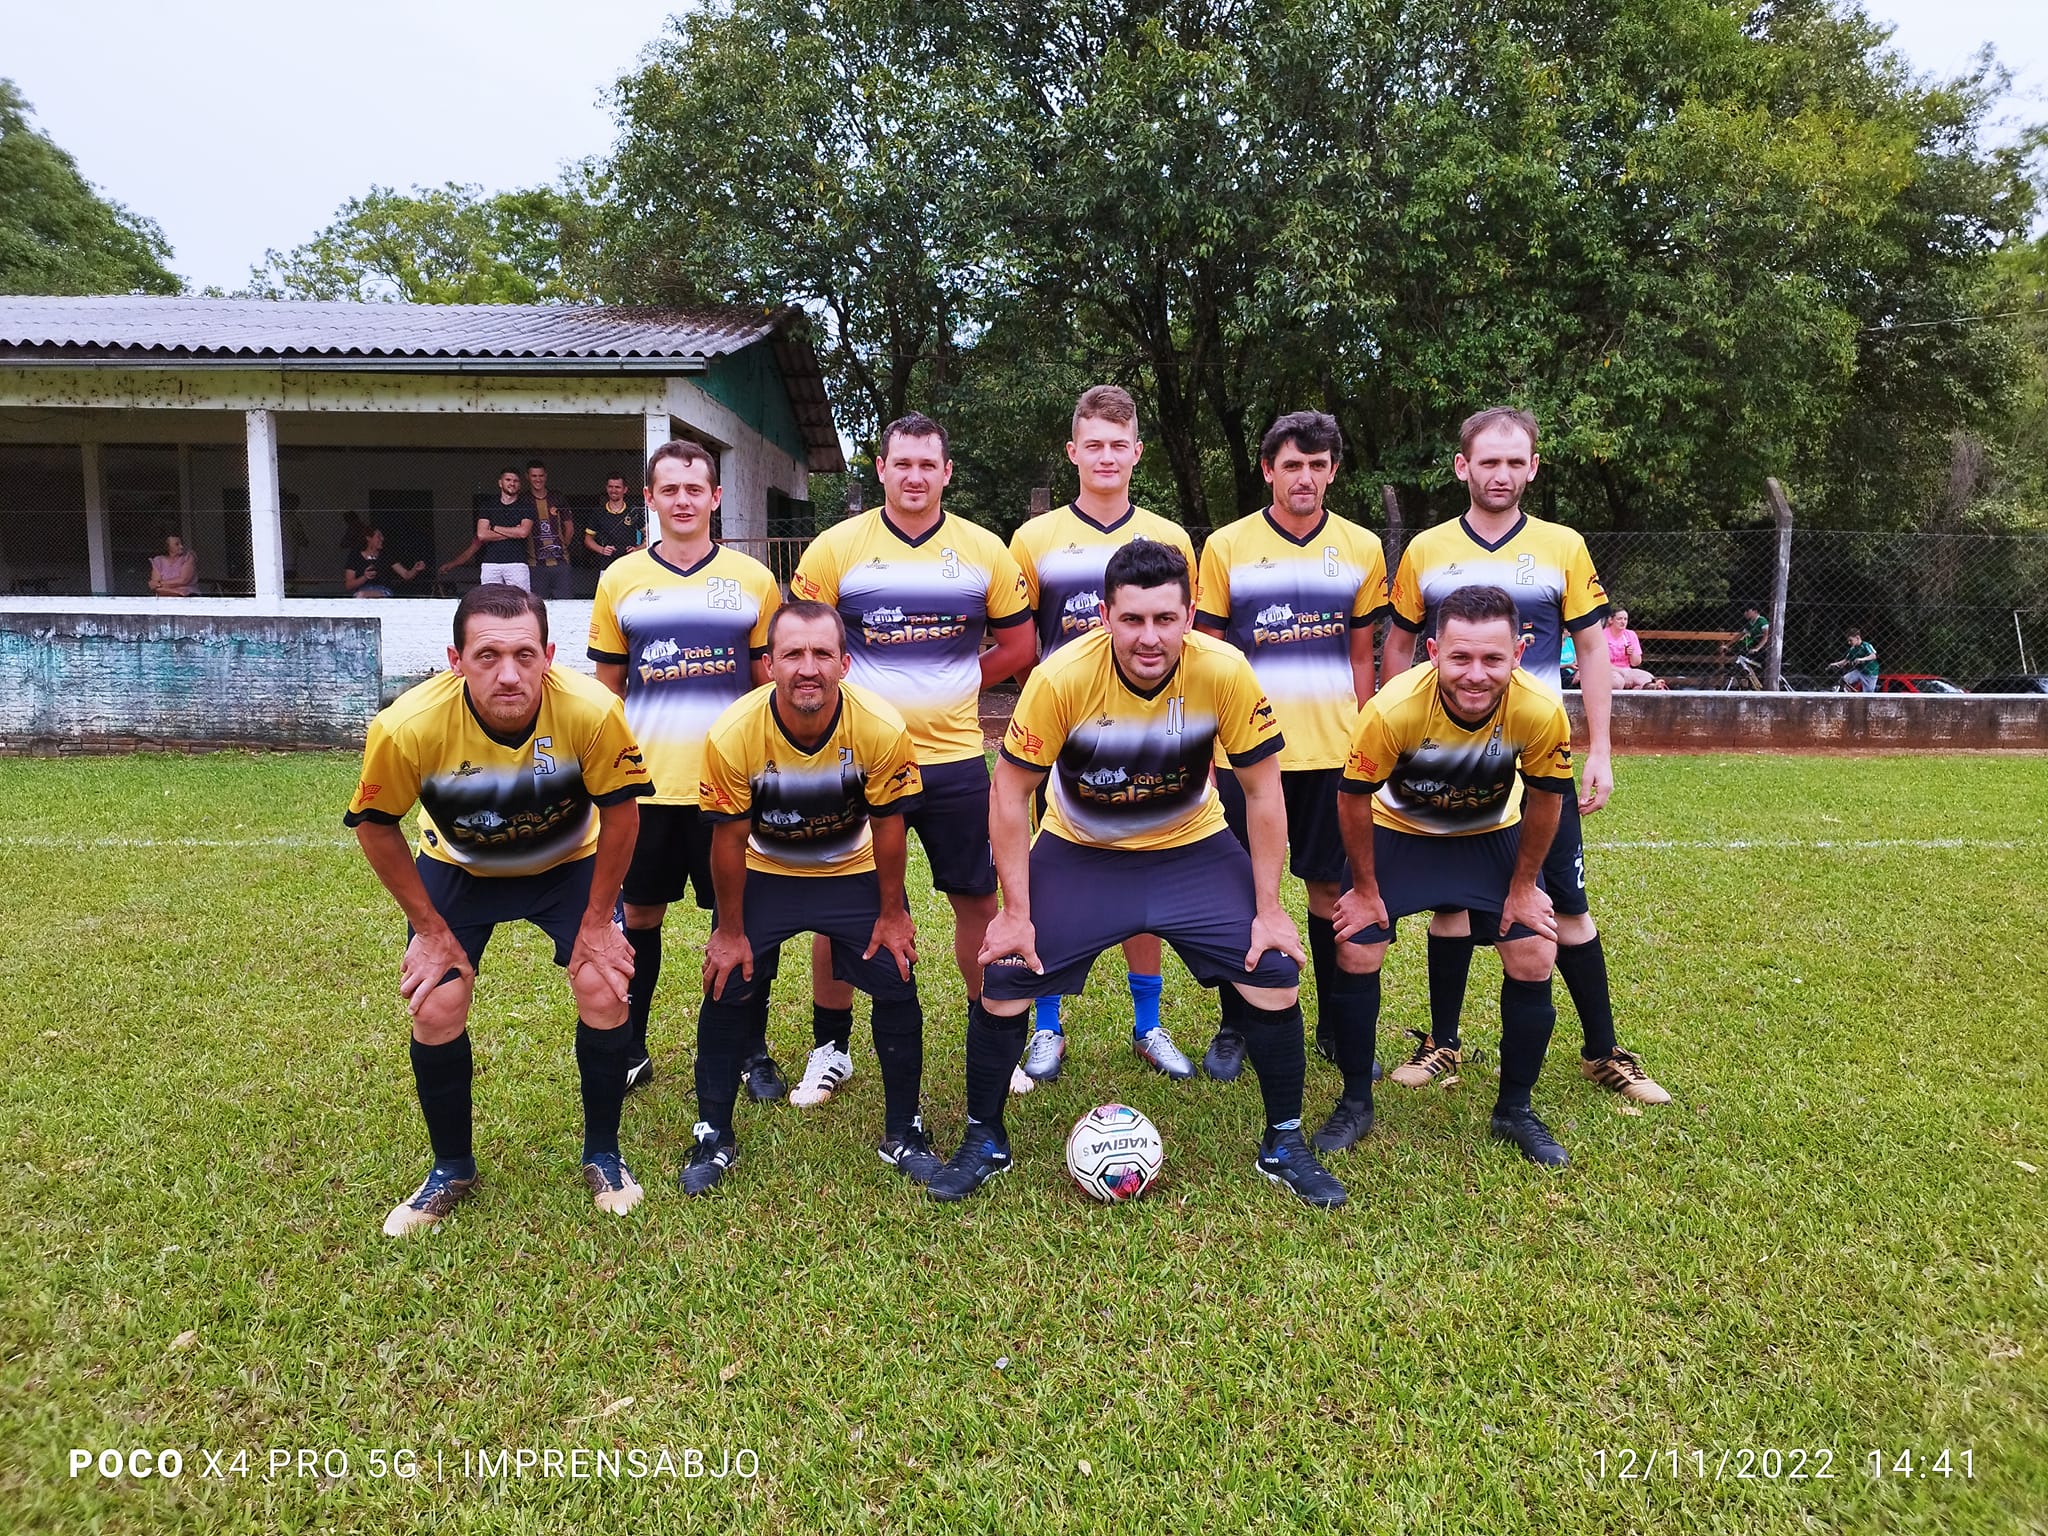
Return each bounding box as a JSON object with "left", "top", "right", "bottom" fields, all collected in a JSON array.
[
  {"left": 1518, "top": 694, "right": 1576, "bottom": 789},
  {"left": 697, "top": 726, "right": 752, "bottom": 820},
  {"left": 986, "top": 538, "right": 1031, "bottom": 625},
  {"left": 1388, "top": 547, "right": 1424, "bottom": 631},
  {"left": 1342, "top": 699, "right": 1402, "bottom": 790},
  {"left": 790, "top": 529, "right": 841, "bottom": 606},
  {"left": 1166, "top": 524, "right": 1199, "bottom": 606},
  {"left": 1562, "top": 535, "right": 1609, "bottom": 633},
  {"left": 581, "top": 693, "right": 655, "bottom": 804},
  {"left": 345, "top": 714, "right": 422, "bottom": 825},
  {"left": 1195, "top": 533, "right": 1231, "bottom": 626},
  {"left": 864, "top": 716, "right": 924, "bottom": 815},
  {"left": 1354, "top": 537, "right": 1389, "bottom": 623},
  {"left": 998, "top": 668, "right": 1067, "bottom": 772},
  {"left": 1214, "top": 652, "right": 1284, "bottom": 767},
  {"left": 587, "top": 567, "right": 628, "bottom": 663},
  {"left": 747, "top": 566, "right": 781, "bottom": 654},
  {"left": 1010, "top": 525, "right": 1042, "bottom": 614}
]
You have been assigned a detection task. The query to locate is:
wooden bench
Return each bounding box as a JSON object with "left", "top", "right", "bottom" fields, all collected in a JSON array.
[{"left": 1633, "top": 629, "right": 1741, "bottom": 688}]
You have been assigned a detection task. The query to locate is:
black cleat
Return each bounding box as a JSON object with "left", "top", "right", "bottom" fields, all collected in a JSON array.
[
  {"left": 1310, "top": 1096, "right": 1375, "bottom": 1154},
  {"left": 1490, "top": 1106, "right": 1570, "bottom": 1169},
  {"left": 926, "top": 1125, "right": 1013, "bottom": 1202},
  {"left": 678, "top": 1123, "right": 739, "bottom": 1195},
  {"left": 877, "top": 1116, "right": 946, "bottom": 1186},
  {"left": 741, "top": 1053, "right": 787, "bottom": 1103},
  {"left": 1256, "top": 1127, "right": 1348, "bottom": 1208},
  {"left": 623, "top": 1055, "right": 655, "bottom": 1093},
  {"left": 1314, "top": 1026, "right": 1337, "bottom": 1065},
  {"left": 1203, "top": 1029, "right": 1248, "bottom": 1082}
]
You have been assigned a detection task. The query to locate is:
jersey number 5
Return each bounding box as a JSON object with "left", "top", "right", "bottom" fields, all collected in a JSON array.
[{"left": 533, "top": 736, "right": 556, "bottom": 776}]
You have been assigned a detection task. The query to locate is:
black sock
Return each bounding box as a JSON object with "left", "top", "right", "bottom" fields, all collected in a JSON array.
[
  {"left": 745, "top": 988, "right": 772, "bottom": 1063},
  {"left": 813, "top": 1003, "right": 855, "bottom": 1053},
  {"left": 693, "top": 995, "right": 753, "bottom": 1138},
  {"left": 964, "top": 998, "right": 1025, "bottom": 1138},
  {"left": 1324, "top": 967, "right": 1381, "bottom": 1106},
  {"left": 1427, "top": 931, "right": 1475, "bottom": 1050},
  {"left": 1306, "top": 913, "right": 1337, "bottom": 1037},
  {"left": 1237, "top": 995, "right": 1307, "bottom": 1131},
  {"left": 575, "top": 1021, "right": 631, "bottom": 1162},
  {"left": 410, "top": 1033, "right": 474, "bottom": 1168},
  {"left": 1215, "top": 984, "right": 1247, "bottom": 1037},
  {"left": 623, "top": 923, "right": 662, "bottom": 1055},
  {"left": 1557, "top": 936, "right": 1618, "bottom": 1059},
  {"left": 1496, "top": 974, "right": 1557, "bottom": 1112},
  {"left": 870, "top": 997, "right": 925, "bottom": 1139}
]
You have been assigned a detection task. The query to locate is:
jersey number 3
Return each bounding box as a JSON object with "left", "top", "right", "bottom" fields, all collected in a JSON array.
[{"left": 708, "top": 576, "right": 742, "bottom": 611}]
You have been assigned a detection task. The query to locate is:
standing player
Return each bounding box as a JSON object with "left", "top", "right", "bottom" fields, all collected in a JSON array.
[
  {"left": 475, "top": 468, "right": 534, "bottom": 590},
  {"left": 681, "top": 603, "right": 935, "bottom": 1192},
  {"left": 929, "top": 541, "right": 1346, "bottom": 1208},
  {"left": 1007, "top": 384, "right": 1199, "bottom": 1083},
  {"left": 1195, "top": 411, "right": 1386, "bottom": 1081},
  {"left": 1323, "top": 585, "right": 1574, "bottom": 1167},
  {"left": 787, "top": 414, "right": 1035, "bottom": 1107},
  {"left": 584, "top": 473, "right": 647, "bottom": 571},
  {"left": 1381, "top": 407, "right": 1668, "bottom": 1103},
  {"left": 347, "top": 584, "right": 654, "bottom": 1235},
  {"left": 588, "top": 441, "right": 781, "bottom": 1096}
]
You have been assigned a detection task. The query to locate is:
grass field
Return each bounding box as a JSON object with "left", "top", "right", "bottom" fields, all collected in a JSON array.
[{"left": 2, "top": 751, "right": 2044, "bottom": 1533}]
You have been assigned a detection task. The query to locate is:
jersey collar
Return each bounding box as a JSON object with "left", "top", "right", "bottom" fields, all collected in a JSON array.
[
  {"left": 462, "top": 683, "right": 541, "bottom": 750},
  {"left": 770, "top": 690, "right": 844, "bottom": 753},
  {"left": 1459, "top": 511, "right": 1528, "bottom": 553},
  {"left": 1112, "top": 650, "right": 1183, "bottom": 702},
  {"left": 1261, "top": 507, "right": 1329, "bottom": 547},
  {"left": 650, "top": 541, "right": 719, "bottom": 578},
  {"left": 880, "top": 507, "right": 946, "bottom": 548},
  {"left": 1069, "top": 500, "right": 1136, "bottom": 535}
]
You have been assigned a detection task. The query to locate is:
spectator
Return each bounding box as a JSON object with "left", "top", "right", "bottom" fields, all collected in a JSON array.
[
  {"left": 1559, "top": 627, "right": 1578, "bottom": 688},
  {"left": 1828, "top": 627, "right": 1879, "bottom": 693},
  {"left": 583, "top": 474, "right": 646, "bottom": 570},
  {"left": 476, "top": 468, "right": 534, "bottom": 589},
  {"left": 344, "top": 527, "right": 424, "bottom": 598},
  {"left": 1604, "top": 606, "right": 1662, "bottom": 689},
  {"left": 1732, "top": 603, "right": 1769, "bottom": 664},
  {"left": 148, "top": 533, "right": 199, "bottom": 597},
  {"left": 525, "top": 460, "right": 575, "bottom": 599}
]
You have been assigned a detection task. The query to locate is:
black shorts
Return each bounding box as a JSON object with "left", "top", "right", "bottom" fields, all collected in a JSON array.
[
  {"left": 713, "top": 869, "right": 918, "bottom": 1006},
  {"left": 1216, "top": 765, "right": 1347, "bottom": 885},
  {"left": 621, "top": 802, "right": 716, "bottom": 910},
  {"left": 904, "top": 755, "right": 997, "bottom": 897},
  {"left": 412, "top": 852, "right": 614, "bottom": 970},
  {"left": 982, "top": 829, "right": 1301, "bottom": 1002},
  {"left": 1343, "top": 824, "right": 1549, "bottom": 946},
  {"left": 1542, "top": 789, "right": 1589, "bottom": 917}
]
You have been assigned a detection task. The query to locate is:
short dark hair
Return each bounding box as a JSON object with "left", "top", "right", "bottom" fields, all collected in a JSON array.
[
  {"left": 454, "top": 582, "right": 550, "bottom": 651},
  {"left": 1458, "top": 407, "right": 1539, "bottom": 457},
  {"left": 1103, "top": 539, "right": 1191, "bottom": 606},
  {"left": 526, "top": 459, "right": 546, "bottom": 472},
  {"left": 879, "top": 412, "right": 950, "bottom": 462},
  {"left": 605, "top": 472, "right": 628, "bottom": 486},
  {"left": 1260, "top": 410, "right": 1343, "bottom": 467},
  {"left": 498, "top": 465, "right": 523, "bottom": 481},
  {"left": 766, "top": 599, "right": 846, "bottom": 653},
  {"left": 645, "top": 439, "right": 720, "bottom": 489},
  {"left": 1435, "top": 583, "right": 1519, "bottom": 635}
]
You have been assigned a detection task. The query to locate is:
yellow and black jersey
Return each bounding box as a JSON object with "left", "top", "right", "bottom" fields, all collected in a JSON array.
[
  {"left": 345, "top": 668, "right": 653, "bottom": 876},
  {"left": 1196, "top": 509, "right": 1387, "bottom": 770},
  {"left": 698, "top": 682, "right": 924, "bottom": 878},
  {"left": 1001, "top": 628, "right": 1283, "bottom": 852},
  {"left": 1341, "top": 662, "right": 1573, "bottom": 836},
  {"left": 586, "top": 542, "right": 780, "bottom": 806},
  {"left": 790, "top": 508, "right": 1031, "bottom": 764},
  {"left": 1010, "top": 502, "right": 1197, "bottom": 658},
  {"left": 1388, "top": 513, "right": 1608, "bottom": 694}
]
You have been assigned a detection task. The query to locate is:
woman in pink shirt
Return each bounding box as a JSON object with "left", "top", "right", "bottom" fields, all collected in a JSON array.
[
  {"left": 1605, "top": 607, "right": 1660, "bottom": 689},
  {"left": 148, "top": 533, "right": 199, "bottom": 597}
]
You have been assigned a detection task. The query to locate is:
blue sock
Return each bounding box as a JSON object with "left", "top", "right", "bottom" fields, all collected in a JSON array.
[
  {"left": 1129, "top": 972, "right": 1163, "bottom": 1038},
  {"left": 1035, "top": 995, "right": 1064, "bottom": 1033}
]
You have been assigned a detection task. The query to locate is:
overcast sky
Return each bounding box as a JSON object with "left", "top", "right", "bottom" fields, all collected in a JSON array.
[{"left": 7, "top": 0, "right": 2044, "bottom": 295}]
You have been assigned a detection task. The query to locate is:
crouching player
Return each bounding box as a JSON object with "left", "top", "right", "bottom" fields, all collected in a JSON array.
[
  {"left": 1324, "top": 584, "right": 1575, "bottom": 1168},
  {"left": 347, "top": 584, "right": 655, "bottom": 1235},
  {"left": 679, "top": 602, "right": 936, "bottom": 1193},
  {"left": 933, "top": 540, "right": 1346, "bottom": 1207}
]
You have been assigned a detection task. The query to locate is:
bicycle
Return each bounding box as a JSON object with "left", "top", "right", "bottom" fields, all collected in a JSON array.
[{"left": 1719, "top": 652, "right": 1766, "bottom": 691}]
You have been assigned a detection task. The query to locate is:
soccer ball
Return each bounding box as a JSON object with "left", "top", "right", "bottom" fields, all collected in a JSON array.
[{"left": 1064, "top": 1104, "right": 1164, "bottom": 1202}]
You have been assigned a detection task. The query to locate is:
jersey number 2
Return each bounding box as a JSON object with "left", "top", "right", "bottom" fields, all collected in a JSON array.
[{"left": 1515, "top": 553, "right": 1536, "bottom": 586}]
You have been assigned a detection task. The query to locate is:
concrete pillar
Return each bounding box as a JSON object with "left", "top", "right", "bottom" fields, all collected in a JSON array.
[
  {"left": 245, "top": 409, "right": 285, "bottom": 607},
  {"left": 643, "top": 410, "right": 671, "bottom": 473},
  {"left": 82, "top": 441, "right": 111, "bottom": 595}
]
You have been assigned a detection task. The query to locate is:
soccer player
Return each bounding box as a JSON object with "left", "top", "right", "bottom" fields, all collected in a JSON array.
[
  {"left": 1195, "top": 410, "right": 1387, "bottom": 1081},
  {"left": 584, "top": 474, "right": 647, "bottom": 570},
  {"left": 347, "top": 584, "right": 654, "bottom": 1236},
  {"left": 929, "top": 541, "right": 1347, "bottom": 1208},
  {"left": 588, "top": 441, "right": 781, "bottom": 1097},
  {"left": 787, "top": 414, "right": 1035, "bottom": 1107},
  {"left": 679, "top": 602, "right": 935, "bottom": 1192},
  {"left": 1382, "top": 407, "right": 1669, "bottom": 1103},
  {"left": 1325, "top": 584, "right": 1574, "bottom": 1167},
  {"left": 1006, "top": 384, "right": 1199, "bottom": 1083}
]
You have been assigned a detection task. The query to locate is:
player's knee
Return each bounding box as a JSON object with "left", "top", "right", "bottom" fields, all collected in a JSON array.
[
  {"left": 1335, "top": 941, "right": 1384, "bottom": 976},
  {"left": 1500, "top": 937, "right": 1556, "bottom": 982},
  {"left": 1304, "top": 881, "right": 1339, "bottom": 920},
  {"left": 983, "top": 994, "right": 1031, "bottom": 1018},
  {"left": 623, "top": 901, "right": 667, "bottom": 929},
  {"left": 950, "top": 890, "right": 999, "bottom": 926},
  {"left": 569, "top": 969, "right": 629, "bottom": 1028},
  {"left": 1234, "top": 983, "right": 1298, "bottom": 1011},
  {"left": 411, "top": 984, "right": 472, "bottom": 1044},
  {"left": 1429, "top": 909, "right": 1471, "bottom": 938},
  {"left": 1556, "top": 911, "right": 1597, "bottom": 946}
]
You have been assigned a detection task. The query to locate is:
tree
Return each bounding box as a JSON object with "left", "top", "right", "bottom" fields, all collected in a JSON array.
[
  {"left": 0, "top": 80, "right": 179, "bottom": 295},
  {"left": 242, "top": 177, "right": 602, "bottom": 303}
]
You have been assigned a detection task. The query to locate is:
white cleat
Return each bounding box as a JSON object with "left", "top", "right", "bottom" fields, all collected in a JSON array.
[
  {"left": 790, "top": 1044, "right": 856, "bottom": 1107},
  {"left": 582, "top": 1154, "right": 644, "bottom": 1217}
]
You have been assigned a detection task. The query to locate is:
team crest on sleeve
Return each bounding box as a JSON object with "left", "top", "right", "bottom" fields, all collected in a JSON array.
[
  {"left": 699, "top": 781, "right": 739, "bottom": 812},
  {"left": 791, "top": 573, "right": 821, "bottom": 600},
  {"left": 1549, "top": 741, "right": 1574, "bottom": 770},
  {"left": 1250, "top": 698, "right": 1277, "bottom": 730},
  {"left": 1007, "top": 720, "right": 1045, "bottom": 756},
  {"left": 886, "top": 762, "right": 918, "bottom": 792},
  {"left": 614, "top": 747, "right": 647, "bottom": 773},
  {"left": 356, "top": 782, "right": 381, "bottom": 802}
]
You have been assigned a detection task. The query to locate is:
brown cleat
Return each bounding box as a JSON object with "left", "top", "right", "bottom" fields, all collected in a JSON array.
[
  {"left": 1580, "top": 1048, "right": 1671, "bottom": 1104},
  {"left": 382, "top": 1167, "right": 478, "bottom": 1237},
  {"left": 1388, "top": 1029, "right": 1465, "bottom": 1088}
]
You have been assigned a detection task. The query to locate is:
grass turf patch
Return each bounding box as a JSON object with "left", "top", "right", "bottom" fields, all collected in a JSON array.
[{"left": 0, "top": 751, "right": 2043, "bottom": 1532}]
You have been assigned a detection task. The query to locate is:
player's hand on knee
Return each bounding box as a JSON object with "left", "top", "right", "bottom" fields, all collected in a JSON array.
[
  {"left": 400, "top": 932, "right": 473, "bottom": 1018},
  {"left": 1247, "top": 908, "right": 1305, "bottom": 971},
  {"left": 570, "top": 917, "right": 634, "bottom": 1007},
  {"left": 864, "top": 910, "right": 918, "bottom": 981},
  {"left": 1501, "top": 883, "right": 1556, "bottom": 942},
  {"left": 702, "top": 927, "right": 754, "bottom": 1001},
  {"left": 1332, "top": 886, "right": 1387, "bottom": 943},
  {"left": 978, "top": 910, "right": 1040, "bottom": 974}
]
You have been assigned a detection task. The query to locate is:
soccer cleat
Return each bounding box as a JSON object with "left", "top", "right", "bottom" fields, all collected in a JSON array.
[
  {"left": 790, "top": 1044, "right": 855, "bottom": 1107},
  {"left": 1490, "top": 1106, "right": 1570, "bottom": 1169},
  {"left": 623, "top": 1055, "right": 655, "bottom": 1093},
  {"left": 1202, "top": 1029, "right": 1248, "bottom": 1082},
  {"left": 381, "top": 1163, "right": 478, "bottom": 1237},
  {"left": 1256, "top": 1128, "right": 1348, "bottom": 1208},
  {"left": 1314, "top": 1026, "right": 1337, "bottom": 1065},
  {"left": 581, "top": 1152, "right": 644, "bottom": 1216},
  {"left": 1579, "top": 1048, "right": 1671, "bottom": 1105},
  {"left": 1134, "top": 1026, "right": 1195, "bottom": 1080},
  {"left": 678, "top": 1123, "right": 739, "bottom": 1195},
  {"left": 1008, "top": 1064, "right": 1036, "bottom": 1096},
  {"left": 741, "top": 1053, "right": 787, "bottom": 1103},
  {"left": 1310, "top": 1096, "right": 1375, "bottom": 1154},
  {"left": 1388, "top": 1030, "right": 1464, "bottom": 1088},
  {"left": 925, "top": 1126, "right": 1013, "bottom": 1202},
  {"left": 1023, "top": 1027, "right": 1067, "bottom": 1082},
  {"left": 877, "top": 1116, "right": 945, "bottom": 1186}
]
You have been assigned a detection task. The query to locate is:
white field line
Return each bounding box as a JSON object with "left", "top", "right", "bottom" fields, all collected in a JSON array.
[{"left": 0, "top": 834, "right": 2029, "bottom": 853}]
